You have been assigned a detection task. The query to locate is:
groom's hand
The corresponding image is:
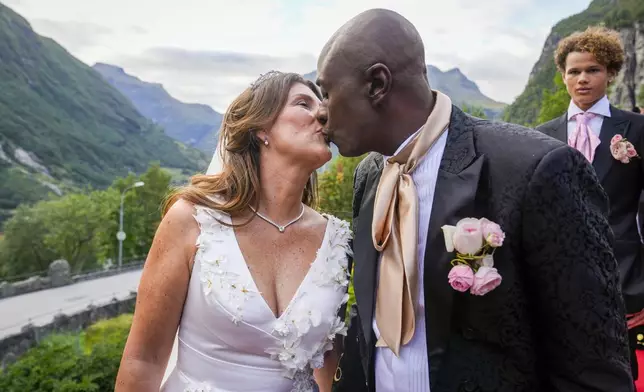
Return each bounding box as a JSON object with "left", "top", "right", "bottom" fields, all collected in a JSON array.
[
  {"left": 522, "top": 145, "right": 633, "bottom": 391},
  {"left": 332, "top": 304, "right": 368, "bottom": 392}
]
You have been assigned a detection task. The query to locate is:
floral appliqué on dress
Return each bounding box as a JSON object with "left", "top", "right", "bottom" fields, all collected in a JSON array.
[
  {"left": 192, "top": 208, "right": 353, "bottom": 392},
  {"left": 265, "top": 216, "right": 352, "bottom": 390},
  {"left": 195, "top": 207, "right": 258, "bottom": 325}
]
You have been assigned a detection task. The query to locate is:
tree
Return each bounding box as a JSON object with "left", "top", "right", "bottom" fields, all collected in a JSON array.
[
  {"left": 104, "top": 163, "right": 172, "bottom": 262},
  {"left": 0, "top": 163, "right": 173, "bottom": 278},
  {"left": 638, "top": 85, "right": 644, "bottom": 107},
  {"left": 0, "top": 237, "right": 7, "bottom": 277},
  {"left": 317, "top": 155, "right": 365, "bottom": 225},
  {"left": 0, "top": 188, "right": 117, "bottom": 276},
  {"left": 461, "top": 104, "right": 487, "bottom": 119},
  {"left": 317, "top": 154, "right": 365, "bottom": 317},
  {"left": 537, "top": 73, "right": 570, "bottom": 124},
  {"left": 0, "top": 203, "right": 56, "bottom": 278},
  {"left": 40, "top": 189, "right": 117, "bottom": 272}
]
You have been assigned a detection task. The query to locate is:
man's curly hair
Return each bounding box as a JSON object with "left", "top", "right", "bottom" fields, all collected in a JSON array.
[{"left": 554, "top": 26, "right": 625, "bottom": 75}]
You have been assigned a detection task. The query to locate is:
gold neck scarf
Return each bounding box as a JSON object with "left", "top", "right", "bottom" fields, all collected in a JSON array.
[{"left": 371, "top": 90, "right": 452, "bottom": 356}]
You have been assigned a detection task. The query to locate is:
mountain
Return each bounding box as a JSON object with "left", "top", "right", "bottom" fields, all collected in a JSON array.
[
  {"left": 504, "top": 0, "right": 644, "bottom": 126},
  {"left": 304, "top": 65, "right": 507, "bottom": 119},
  {"left": 425, "top": 66, "right": 507, "bottom": 115},
  {"left": 0, "top": 3, "right": 208, "bottom": 224},
  {"left": 93, "top": 63, "right": 223, "bottom": 152}
]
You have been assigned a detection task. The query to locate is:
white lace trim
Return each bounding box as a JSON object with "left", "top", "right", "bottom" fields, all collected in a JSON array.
[
  {"left": 183, "top": 381, "right": 213, "bottom": 392},
  {"left": 266, "top": 215, "right": 351, "bottom": 380}
]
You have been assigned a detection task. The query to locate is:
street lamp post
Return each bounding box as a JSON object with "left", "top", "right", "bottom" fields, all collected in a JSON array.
[{"left": 118, "top": 181, "right": 144, "bottom": 270}]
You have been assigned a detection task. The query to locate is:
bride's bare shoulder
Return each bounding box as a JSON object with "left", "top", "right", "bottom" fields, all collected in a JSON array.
[
  {"left": 148, "top": 198, "right": 201, "bottom": 269},
  {"left": 157, "top": 199, "right": 201, "bottom": 240},
  {"left": 164, "top": 198, "right": 197, "bottom": 222}
]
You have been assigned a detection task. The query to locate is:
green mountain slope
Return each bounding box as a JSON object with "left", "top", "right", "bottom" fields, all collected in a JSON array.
[
  {"left": 0, "top": 2, "right": 207, "bottom": 224},
  {"left": 504, "top": 0, "right": 644, "bottom": 126}
]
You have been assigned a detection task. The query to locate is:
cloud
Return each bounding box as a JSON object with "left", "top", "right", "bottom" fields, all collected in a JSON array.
[
  {"left": 457, "top": 51, "right": 540, "bottom": 104},
  {"left": 112, "top": 48, "right": 317, "bottom": 112},
  {"left": 29, "top": 19, "right": 112, "bottom": 52},
  {"left": 119, "top": 48, "right": 315, "bottom": 76},
  {"left": 5, "top": 0, "right": 593, "bottom": 108},
  {"left": 3, "top": 0, "right": 26, "bottom": 6}
]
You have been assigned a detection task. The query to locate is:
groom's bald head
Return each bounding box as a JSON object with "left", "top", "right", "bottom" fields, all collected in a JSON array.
[
  {"left": 318, "top": 9, "right": 426, "bottom": 82},
  {"left": 316, "top": 9, "right": 433, "bottom": 157}
]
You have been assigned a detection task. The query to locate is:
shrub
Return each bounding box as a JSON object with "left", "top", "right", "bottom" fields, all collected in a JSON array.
[{"left": 0, "top": 314, "right": 133, "bottom": 392}]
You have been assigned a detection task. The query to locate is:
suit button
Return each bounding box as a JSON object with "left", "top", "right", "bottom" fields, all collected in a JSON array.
[
  {"left": 463, "top": 380, "right": 477, "bottom": 392},
  {"left": 463, "top": 327, "right": 475, "bottom": 340}
]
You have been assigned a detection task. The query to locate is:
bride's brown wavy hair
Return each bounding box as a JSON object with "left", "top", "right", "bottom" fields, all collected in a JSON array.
[{"left": 163, "top": 71, "right": 321, "bottom": 219}]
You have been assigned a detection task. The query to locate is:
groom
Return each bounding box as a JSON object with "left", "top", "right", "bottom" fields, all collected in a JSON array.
[{"left": 315, "top": 9, "right": 633, "bottom": 392}]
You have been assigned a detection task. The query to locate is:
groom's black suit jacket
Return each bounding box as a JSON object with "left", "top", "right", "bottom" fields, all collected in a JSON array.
[
  {"left": 537, "top": 107, "right": 644, "bottom": 314},
  {"left": 334, "top": 107, "right": 633, "bottom": 392}
]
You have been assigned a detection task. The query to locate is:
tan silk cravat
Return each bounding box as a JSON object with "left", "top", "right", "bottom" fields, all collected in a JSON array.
[{"left": 372, "top": 90, "right": 452, "bottom": 357}]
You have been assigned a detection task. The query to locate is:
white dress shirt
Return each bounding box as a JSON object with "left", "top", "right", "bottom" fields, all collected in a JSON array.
[
  {"left": 567, "top": 95, "right": 611, "bottom": 141},
  {"left": 373, "top": 127, "right": 448, "bottom": 392}
]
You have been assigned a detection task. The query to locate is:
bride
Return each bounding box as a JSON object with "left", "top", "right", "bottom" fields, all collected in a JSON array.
[{"left": 115, "top": 71, "right": 352, "bottom": 392}]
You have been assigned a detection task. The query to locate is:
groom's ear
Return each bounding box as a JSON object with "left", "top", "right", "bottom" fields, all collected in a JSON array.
[{"left": 364, "top": 63, "right": 391, "bottom": 107}]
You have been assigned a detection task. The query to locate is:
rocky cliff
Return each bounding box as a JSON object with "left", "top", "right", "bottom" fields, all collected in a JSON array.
[
  {"left": 504, "top": 0, "right": 644, "bottom": 125},
  {"left": 611, "top": 22, "right": 644, "bottom": 108}
]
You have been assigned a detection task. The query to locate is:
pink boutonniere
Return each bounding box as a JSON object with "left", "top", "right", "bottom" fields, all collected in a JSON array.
[
  {"left": 441, "top": 218, "right": 504, "bottom": 296},
  {"left": 610, "top": 134, "right": 639, "bottom": 163}
]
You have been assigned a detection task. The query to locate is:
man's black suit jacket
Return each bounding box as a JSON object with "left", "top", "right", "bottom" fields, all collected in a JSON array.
[
  {"left": 537, "top": 107, "right": 644, "bottom": 314},
  {"left": 333, "top": 107, "right": 633, "bottom": 392}
]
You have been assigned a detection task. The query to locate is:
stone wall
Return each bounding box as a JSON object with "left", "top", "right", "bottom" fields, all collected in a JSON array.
[
  {"left": 71, "top": 262, "right": 144, "bottom": 284},
  {"left": 0, "top": 260, "right": 144, "bottom": 299},
  {"left": 0, "top": 292, "right": 136, "bottom": 369}
]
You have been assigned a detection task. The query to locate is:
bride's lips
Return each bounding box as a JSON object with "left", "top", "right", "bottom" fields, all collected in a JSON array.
[
  {"left": 315, "top": 129, "right": 331, "bottom": 145},
  {"left": 321, "top": 130, "right": 331, "bottom": 144}
]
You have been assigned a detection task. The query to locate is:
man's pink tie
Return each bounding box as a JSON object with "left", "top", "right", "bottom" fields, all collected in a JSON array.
[{"left": 568, "top": 112, "right": 600, "bottom": 162}]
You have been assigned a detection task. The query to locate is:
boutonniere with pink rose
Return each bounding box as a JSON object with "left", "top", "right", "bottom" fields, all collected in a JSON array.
[
  {"left": 610, "top": 134, "right": 639, "bottom": 163},
  {"left": 441, "top": 218, "right": 505, "bottom": 296}
]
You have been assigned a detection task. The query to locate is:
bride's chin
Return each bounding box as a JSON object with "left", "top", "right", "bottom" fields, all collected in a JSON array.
[{"left": 310, "top": 149, "right": 333, "bottom": 171}]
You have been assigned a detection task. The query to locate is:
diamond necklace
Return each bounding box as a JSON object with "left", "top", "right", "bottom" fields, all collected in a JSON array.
[{"left": 249, "top": 204, "right": 305, "bottom": 233}]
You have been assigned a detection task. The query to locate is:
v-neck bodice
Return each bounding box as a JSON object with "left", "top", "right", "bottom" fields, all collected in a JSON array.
[
  {"left": 230, "top": 213, "right": 331, "bottom": 321},
  {"left": 161, "top": 205, "right": 352, "bottom": 392}
]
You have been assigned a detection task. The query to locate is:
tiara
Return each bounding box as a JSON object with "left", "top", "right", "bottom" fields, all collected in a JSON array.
[{"left": 250, "top": 70, "right": 282, "bottom": 90}]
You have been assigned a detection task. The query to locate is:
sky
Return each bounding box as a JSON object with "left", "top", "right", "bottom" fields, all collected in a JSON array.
[{"left": 4, "top": 0, "right": 592, "bottom": 112}]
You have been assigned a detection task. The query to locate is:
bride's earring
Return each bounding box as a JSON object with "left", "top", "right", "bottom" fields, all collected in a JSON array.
[{"left": 264, "top": 138, "right": 269, "bottom": 146}]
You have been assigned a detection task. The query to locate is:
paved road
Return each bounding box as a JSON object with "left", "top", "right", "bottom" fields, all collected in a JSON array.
[
  {"left": 0, "top": 269, "right": 143, "bottom": 339},
  {"left": 1, "top": 268, "right": 179, "bottom": 380}
]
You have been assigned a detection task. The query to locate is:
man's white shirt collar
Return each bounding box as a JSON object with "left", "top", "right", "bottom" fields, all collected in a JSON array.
[{"left": 568, "top": 95, "right": 611, "bottom": 120}]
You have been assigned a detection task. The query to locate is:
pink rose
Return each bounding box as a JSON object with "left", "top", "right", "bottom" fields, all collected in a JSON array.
[
  {"left": 448, "top": 265, "right": 474, "bottom": 292},
  {"left": 470, "top": 266, "right": 502, "bottom": 296},
  {"left": 611, "top": 134, "right": 623, "bottom": 144},
  {"left": 626, "top": 145, "right": 637, "bottom": 158},
  {"left": 611, "top": 144, "right": 627, "bottom": 160},
  {"left": 480, "top": 218, "right": 505, "bottom": 247},
  {"left": 453, "top": 218, "right": 483, "bottom": 255}
]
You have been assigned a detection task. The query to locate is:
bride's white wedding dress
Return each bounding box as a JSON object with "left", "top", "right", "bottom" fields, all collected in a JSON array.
[{"left": 161, "top": 206, "right": 352, "bottom": 392}]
